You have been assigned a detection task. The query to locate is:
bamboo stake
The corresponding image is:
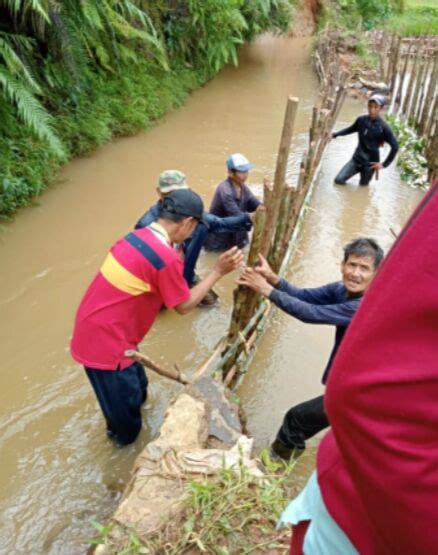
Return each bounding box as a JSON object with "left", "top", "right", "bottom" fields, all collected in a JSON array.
[
  {"left": 390, "top": 35, "right": 402, "bottom": 95},
  {"left": 263, "top": 177, "right": 273, "bottom": 206},
  {"left": 402, "top": 44, "right": 423, "bottom": 120},
  {"left": 124, "top": 350, "right": 190, "bottom": 385},
  {"left": 408, "top": 53, "right": 427, "bottom": 122},
  {"left": 226, "top": 206, "right": 267, "bottom": 348},
  {"left": 419, "top": 55, "right": 438, "bottom": 136},
  {"left": 258, "top": 96, "right": 299, "bottom": 258},
  {"left": 396, "top": 41, "right": 413, "bottom": 111},
  {"left": 378, "top": 33, "right": 386, "bottom": 79},
  {"left": 282, "top": 183, "right": 305, "bottom": 256},
  {"left": 270, "top": 184, "right": 295, "bottom": 272},
  {"left": 385, "top": 34, "right": 397, "bottom": 84},
  {"left": 414, "top": 54, "right": 433, "bottom": 125},
  {"left": 424, "top": 94, "right": 437, "bottom": 145}
]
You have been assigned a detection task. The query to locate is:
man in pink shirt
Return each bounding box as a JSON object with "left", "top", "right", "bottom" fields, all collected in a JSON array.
[{"left": 71, "top": 189, "right": 243, "bottom": 446}]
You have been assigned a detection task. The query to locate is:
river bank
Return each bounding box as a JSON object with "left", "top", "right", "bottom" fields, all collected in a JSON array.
[{"left": 0, "top": 1, "right": 292, "bottom": 218}]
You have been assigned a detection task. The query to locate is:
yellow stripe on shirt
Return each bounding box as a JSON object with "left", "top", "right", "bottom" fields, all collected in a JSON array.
[{"left": 100, "top": 252, "right": 150, "bottom": 296}]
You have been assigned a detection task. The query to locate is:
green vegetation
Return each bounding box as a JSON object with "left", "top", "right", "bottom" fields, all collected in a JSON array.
[
  {"left": 88, "top": 454, "right": 297, "bottom": 554},
  {"left": 0, "top": 0, "right": 293, "bottom": 217},
  {"left": 387, "top": 115, "right": 429, "bottom": 189},
  {"left": 385, "top": 1, "right": 438, "bottom": 36},
  {"left": 319, "top": 0, "right": 404, "bottom": 31}
]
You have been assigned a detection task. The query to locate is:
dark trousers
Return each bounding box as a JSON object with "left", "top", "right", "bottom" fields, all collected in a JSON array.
[
  {"left": 85, "top": 362, "right": 148, "bottom": 446},
  {"left": 335, "top": 158, "right": 374, "bottom": 186},
  {"left": 276, "top": 395, "right": 329, "bottom": 451}
]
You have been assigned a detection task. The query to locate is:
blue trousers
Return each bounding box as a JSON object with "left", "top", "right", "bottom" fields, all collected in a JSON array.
[
  {"left": 334, "top": 158, "right": 374, "bottom": 186},
  {"left": 85, "top": 362, "right": 148, "bottom": 446}
]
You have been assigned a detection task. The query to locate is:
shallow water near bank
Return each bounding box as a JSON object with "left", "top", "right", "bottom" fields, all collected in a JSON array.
[{"left": 0, "top": 34, "right": 423, "bottom": 554}]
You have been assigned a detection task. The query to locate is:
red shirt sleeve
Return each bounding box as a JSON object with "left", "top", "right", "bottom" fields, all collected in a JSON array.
[{"left": 157, "top": 257, "right": 190, "bottom": 308}]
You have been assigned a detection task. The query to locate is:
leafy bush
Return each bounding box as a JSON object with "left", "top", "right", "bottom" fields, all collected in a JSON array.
[
  {"left": 0, "top": 0, "right": 295, "bottom": 216},
  {"left": 387, "top": 115, "right": 429, "bottom": 190}
]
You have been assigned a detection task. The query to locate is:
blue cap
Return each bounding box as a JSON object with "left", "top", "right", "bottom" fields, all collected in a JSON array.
[{"left": 226, "top": 153, "right": 255, "bottom": 172}]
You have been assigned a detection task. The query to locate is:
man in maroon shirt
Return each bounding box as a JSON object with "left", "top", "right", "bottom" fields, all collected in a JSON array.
[{"left": 289, "top": 182, "right": 438, "bottom": 554}]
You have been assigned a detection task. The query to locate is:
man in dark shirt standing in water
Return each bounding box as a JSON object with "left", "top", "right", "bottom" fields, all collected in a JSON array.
[
  {"left": 237, "top": 238, "right": 384, "bottom": 461},
  {"left": 332, "top": 94, "right": 398, "bottom": 186}
]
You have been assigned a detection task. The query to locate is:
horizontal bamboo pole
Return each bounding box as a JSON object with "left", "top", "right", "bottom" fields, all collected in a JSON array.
[{"left": 125, "top": 349, "right": 190, "bottom": 385}]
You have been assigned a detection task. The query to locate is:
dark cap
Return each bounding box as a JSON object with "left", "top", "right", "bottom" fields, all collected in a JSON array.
[{"left": 161, "top": 189, "right": 206, "bottom": 224}]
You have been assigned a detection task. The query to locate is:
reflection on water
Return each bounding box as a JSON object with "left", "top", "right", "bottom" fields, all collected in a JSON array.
[{"left": 0, "top": 34, "right": 423, "bottom": 553}]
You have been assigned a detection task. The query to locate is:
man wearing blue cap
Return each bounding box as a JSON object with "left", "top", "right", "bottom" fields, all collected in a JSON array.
[
  {"left": 135, "top": 169, "right": 254, "bottom": 305},
  {"left": 332, "top": 94, "right": 398, "bottom": 186},
  {"left": 204, "top": 153, "right": 261, "bottom": 251}
]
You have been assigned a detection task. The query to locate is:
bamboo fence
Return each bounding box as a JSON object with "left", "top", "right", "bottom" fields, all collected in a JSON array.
[
  {"left": 192, "top": 51, "right": 348, "bottom": 390},
  {"left": 370, "top": 31, "right": 438, "bottom": 181}
]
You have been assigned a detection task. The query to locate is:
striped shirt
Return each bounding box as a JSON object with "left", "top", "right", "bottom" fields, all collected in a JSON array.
[{"left": 70, "top": 223, "right": 190, "bottom": 370}]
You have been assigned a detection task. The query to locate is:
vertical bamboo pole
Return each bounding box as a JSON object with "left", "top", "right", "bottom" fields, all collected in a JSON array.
[
  {"left": 270, "top": 185, "right": 295, "bottom": 272},
  {"left": 390, "top": 35, "right": 402, "bottom": 96},
  {"left": 385, "top": 34, "right": 397, "bottom": 84},
  {"left": 225, "top": 207, "right": 266, "bottom": 348},
  {"left": 402, "top": 44, "right": 423, "bottom": 120},
  {"left": 263, "top": 177, "right": 273, "bottom": 207},
  {"left": 258, "top": 96, "right": 299, "bottom": 258},
  {"left": 425, "top": 99, "right": 437, "bottom": 182},
  {"left": 424, "top": 94, "right": 437, "bottom": 140},
  {"left": 419, "top": 55, "right": 437, "bottom": 135},
  {"left": 407, "top": 50, "right": 427, "bottom": 122},
  {"left": 396, "top": 41, "right": 413, "bottom": 111},
  {"left": 281, "top": 157, "right": 307, "bottom": 254},
  {"left": 414, "top": 54, "right": 433, "bottom": 126}
]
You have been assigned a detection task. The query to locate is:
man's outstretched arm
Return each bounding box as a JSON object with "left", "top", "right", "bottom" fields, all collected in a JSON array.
[{"left": 332, "top": 118, "right": 359, "bottom": 138}]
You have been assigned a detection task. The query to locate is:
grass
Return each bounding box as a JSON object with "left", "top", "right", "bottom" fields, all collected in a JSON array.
[
  {"left": 406, "top": 0, "right": 438, "bottom": 8},
  {"left": 386, "top": 1, "right": 438, "bottom": 36},
  {"left": 88, "top": 453, "right": 298, "bottom": 554}
]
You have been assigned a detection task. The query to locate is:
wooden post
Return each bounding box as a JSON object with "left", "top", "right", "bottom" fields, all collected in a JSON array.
[
  {"left": 419, "top": 55, "right": 438, "bottom": 135},
  {"left": 424, "top": 94, "right": 437, "bottom": 143},
  {"left": 401, "top": 43, "right": 423, "bottom": 120},
  {"left": 378, "top": 33, "right": 386, "bottom": 79},
  {"left": 258, "top": 96, "right": 299, "bottom": 258},
  {"left": 226, "top": 207, "right": 267, "bottom": 347},
  {"left": 385, "top": 34, "right": 397, "bottom": 84},
  {"left": 263, "top": 177, "right": 273, "bottom": 207},
  {"left": 425, "top": 97, "right": 437, "bottom": 181},
  {"left": 414, "top": 54, "right": 433, "bottom": 126},
  {"left": 270, "top": 184, "right": 295, "bottom": 272},
  {"left": 396, "top": 41, "right": 413, "bottom": 110},
  {"left": 407, "top": 51, "right": 427, "bottom": 122},
  {"left": 390, "top": 35, "right": 402, "bottom": 95}
]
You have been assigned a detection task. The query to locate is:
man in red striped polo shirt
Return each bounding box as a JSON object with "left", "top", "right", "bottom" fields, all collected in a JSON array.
[{"left": 71, "top": 189, "right": 243, "bottom": 446}]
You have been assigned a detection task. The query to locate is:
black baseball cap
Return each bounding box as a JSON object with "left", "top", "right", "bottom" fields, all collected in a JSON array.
[{"left": 161, "top": 189, "right": 207, "bottom": 225}]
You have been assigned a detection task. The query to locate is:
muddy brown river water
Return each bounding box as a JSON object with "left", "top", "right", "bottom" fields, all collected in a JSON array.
[{"left": 0, "top": 35, "right": 423, "bottom": 554}]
